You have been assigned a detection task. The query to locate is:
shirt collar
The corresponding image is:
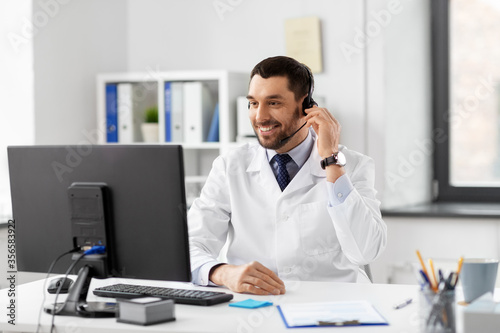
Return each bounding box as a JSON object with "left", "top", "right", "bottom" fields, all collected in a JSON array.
[{"left": 266, "top": 128, "right": 314, "bottom": 169}]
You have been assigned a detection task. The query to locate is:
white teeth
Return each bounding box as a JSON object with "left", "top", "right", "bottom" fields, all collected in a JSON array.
[{"left": 259, "top": 126, "right": 273, "bottom": 132}]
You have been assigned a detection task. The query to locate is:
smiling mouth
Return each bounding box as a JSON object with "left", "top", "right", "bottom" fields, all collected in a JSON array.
[
  {"left": 258, "top": 125, "right": 277, "bottom": 133},
  {"left": 256, "top": 121, "right": 281, "bottom": 134}
]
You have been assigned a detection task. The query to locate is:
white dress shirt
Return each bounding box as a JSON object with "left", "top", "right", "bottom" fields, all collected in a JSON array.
[{"left": 188, "top": 129, "right": 387, "bottom": 286}]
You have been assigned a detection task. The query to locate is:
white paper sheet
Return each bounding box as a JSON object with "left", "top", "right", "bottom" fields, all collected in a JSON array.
[{"left": 277, "top": 300, "right": 388, "bottom": 327}]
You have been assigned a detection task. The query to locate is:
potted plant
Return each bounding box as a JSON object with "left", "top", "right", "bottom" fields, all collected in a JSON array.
[{"left": 141, "top": 106, "right": 159, "bottom": 142}]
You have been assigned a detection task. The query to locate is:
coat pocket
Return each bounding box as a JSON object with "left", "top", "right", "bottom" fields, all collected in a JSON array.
[{"left": 297, "top": 202, "right": 341, "bottom": 256}]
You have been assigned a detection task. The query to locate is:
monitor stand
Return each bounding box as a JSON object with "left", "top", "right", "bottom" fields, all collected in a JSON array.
[{"left": 44, "top": 265, "right": 116, "bottom": 318}]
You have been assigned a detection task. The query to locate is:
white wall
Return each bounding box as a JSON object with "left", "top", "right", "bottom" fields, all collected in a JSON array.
[
  {"left": 366, "top": 0, "right": 433, "bottom": 209},
  {"left": 32, "top": 0, "right": 368, "bottom": 153},
  {"left": 33, "top": 0, "right": 129, "bottom": 145},
  {"left": 0, "top": 0, "right": 34, "bottom": 220},
  {"left": 125, "top": 0, "right": 367, "bottom": 153}
]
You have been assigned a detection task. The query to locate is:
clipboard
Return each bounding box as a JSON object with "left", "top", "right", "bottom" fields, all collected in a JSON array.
[{"left": 277, "top": 300, "right": 388, "bottom": 328}]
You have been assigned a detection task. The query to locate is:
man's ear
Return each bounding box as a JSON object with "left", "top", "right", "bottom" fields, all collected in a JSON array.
[{"left": 300, "top": 94, "right": 309, "bottom": 117}]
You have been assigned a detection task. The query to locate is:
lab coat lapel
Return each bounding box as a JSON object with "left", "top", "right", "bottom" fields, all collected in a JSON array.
[
  {"left": 283, "top": 138, "right": 325, "bottom": 194},
  {"left": 246, "top": 145, "right": 283, "bottom": 195}
]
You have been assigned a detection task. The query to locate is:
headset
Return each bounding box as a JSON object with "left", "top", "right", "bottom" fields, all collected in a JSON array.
[{"left": 301, "top": 64, "right": 317, "bottom": 115}]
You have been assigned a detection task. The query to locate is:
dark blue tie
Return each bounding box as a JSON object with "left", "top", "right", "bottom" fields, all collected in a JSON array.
[{"left": 274, "top": 154, "right": 292, "bottom": 191}]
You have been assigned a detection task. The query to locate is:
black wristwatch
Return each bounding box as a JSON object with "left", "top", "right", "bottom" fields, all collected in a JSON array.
[{"left": 320, "top": 151, "right": 346, "bottom": 169}]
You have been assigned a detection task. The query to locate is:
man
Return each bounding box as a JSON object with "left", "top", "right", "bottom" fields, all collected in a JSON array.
[{"left": 188, "top": 56, "right": 387, "bottom": 295}]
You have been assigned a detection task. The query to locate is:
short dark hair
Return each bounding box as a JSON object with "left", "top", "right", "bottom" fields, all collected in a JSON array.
[{"left": 250, "top": 56, "right": 312, "bottom": 102}]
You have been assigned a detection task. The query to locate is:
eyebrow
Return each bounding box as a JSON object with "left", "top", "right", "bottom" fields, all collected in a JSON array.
[{"left": 246, "top": 94, "right": 285, "bottom": 100}]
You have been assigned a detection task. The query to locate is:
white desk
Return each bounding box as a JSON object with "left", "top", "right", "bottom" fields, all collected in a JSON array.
[{"left": 0, "top": 277, "right": 457, "bottom": 333}]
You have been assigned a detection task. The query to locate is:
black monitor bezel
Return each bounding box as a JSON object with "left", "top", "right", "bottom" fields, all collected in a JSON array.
[{"left": 8, "top": 144, "right": 191, "bottom": 283}]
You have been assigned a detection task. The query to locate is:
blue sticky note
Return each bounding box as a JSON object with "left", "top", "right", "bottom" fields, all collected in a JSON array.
[{"left": 229, "top": 299, "right": 273, "bottom": 309}]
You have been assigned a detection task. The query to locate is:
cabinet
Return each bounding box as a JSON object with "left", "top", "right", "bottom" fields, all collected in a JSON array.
[{"left": 96, "top": 70, "right": 250, "bottom": 205}]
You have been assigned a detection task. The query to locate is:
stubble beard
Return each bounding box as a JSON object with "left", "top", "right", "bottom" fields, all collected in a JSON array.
[{"left": 254, "top": 106, "right": 302, "bottom": 150}]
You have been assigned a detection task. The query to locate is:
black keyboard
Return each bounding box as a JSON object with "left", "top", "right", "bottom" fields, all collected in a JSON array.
[{"left": 93, "top": 284, "right": 233, "bottom": 306}]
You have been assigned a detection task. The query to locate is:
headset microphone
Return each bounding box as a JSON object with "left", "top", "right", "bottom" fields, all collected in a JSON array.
[{"left": 278, "top": 121, "right": 307, "bottom": 145}]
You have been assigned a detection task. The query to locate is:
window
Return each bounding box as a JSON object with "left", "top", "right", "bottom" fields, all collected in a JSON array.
[{"left": 433, "top": 0, "right": 500, "bottom": 202}]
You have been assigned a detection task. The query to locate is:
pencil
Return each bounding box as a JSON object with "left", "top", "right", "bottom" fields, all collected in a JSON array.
[
  {"left": 416, "top": 250, "right": 429, "bottom": 277},
  {"left": 428, "top": 258, "right": 438, "bottom": 292},
  {"left": 457, "top": 257, "right": 464, "bottom": 275}
]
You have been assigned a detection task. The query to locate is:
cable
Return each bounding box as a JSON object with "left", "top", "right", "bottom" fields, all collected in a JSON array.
[
  {"left": 50, "top": 252, "right": 86, "bottom": 333},
  {"left": 36, "top": 247, "right": 80, "bottom": 333},
  {"left": 49, "top": 245, "right": 106, "bottom": 333}
]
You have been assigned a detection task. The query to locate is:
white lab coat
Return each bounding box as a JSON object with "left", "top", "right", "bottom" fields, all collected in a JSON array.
[{"left": 188, "top": 132, "right": 387, "bottom": 285}]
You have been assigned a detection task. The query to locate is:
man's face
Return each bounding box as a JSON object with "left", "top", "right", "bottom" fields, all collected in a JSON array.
[{"left": 247, "top": 75, "right": 305, "bottom": 152}]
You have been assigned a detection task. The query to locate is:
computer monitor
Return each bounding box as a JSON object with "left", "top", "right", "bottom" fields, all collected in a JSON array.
[{"left": 8, "top": 145, "right": 191, "bottom": 315}]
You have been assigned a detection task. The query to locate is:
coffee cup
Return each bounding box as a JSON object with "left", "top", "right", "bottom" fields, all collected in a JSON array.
[{"left": 460, "top": 258, "right": 498, "bottom": 303}]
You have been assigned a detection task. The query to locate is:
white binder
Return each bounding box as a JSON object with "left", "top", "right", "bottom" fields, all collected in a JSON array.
[
  {"left": 170, "top": 82, "right": 184, "bottom": 142},
  {"left": 183, "top": 82, "right": 215, "bottom": 143}
]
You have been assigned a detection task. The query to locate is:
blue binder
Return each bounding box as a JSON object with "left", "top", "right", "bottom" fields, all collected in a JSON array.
[
  {"left": 206, "top": 103, "right": 219, "bottom": 142},
  {"left": 164, "top": 82, "right": 172, "bottom": 142},
  {"left": 105, "top": 84, "right": 118, "bottom": 143}
]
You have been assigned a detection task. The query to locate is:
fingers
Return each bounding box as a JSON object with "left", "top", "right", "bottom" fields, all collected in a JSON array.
[
  {"left": 239, "top": 283, "right": 281, "bottom": 296},
  {"left": 305, "top": 107, "right": 340, "bottom": 134},
  {"left": 251, "top": 261, "right": 284, "bottom": 285},
  {"left": 303, "top": 106, "right": 341, "bottom": 157},
  {"left": 246, "top": 261, "right": 286, "bottom": 294},
  {"left": 221, "top": 261, "right": 286, "bottom": 295},
  {"left": 304, "top": 107, "right": 339, "bottom": 127}
]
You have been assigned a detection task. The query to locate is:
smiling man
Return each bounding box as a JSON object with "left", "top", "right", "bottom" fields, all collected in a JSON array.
[{"left": 188, "top": 56, "right": 387, "bottom": 295}]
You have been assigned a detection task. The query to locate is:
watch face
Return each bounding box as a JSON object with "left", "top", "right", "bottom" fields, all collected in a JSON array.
[
  {"left": 337, "top": 151, "right": 346, "bottom": 166},
  {"left": 320, "top": 152, "right": 346, "bottom": 169}
]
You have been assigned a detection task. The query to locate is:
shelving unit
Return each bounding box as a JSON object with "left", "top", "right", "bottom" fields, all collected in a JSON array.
[{"left": 96, "top": 70, "right": 250, "bottom": 205}]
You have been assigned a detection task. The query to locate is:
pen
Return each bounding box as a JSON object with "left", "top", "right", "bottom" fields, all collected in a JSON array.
[
  {"left": 393, "top": 298, "right": 413, "bottom": 309},
  {"left": 419, "top": 269, "right": 431, "bottom": 288},
  {"left": 438, "top": 269, "right": 444, "bottom": 283},
  {"left": 445, "top": 272, "right": 455, "bottom": 290}
]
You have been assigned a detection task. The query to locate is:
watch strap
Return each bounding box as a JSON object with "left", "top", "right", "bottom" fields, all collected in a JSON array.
[{"left": 320, "top": 152, "right": 345, "bottom": 169}]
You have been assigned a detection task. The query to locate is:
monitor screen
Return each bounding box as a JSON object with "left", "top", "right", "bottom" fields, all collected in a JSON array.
[{"left": 8, "top": 145, "right": 191, "bottom": 283}]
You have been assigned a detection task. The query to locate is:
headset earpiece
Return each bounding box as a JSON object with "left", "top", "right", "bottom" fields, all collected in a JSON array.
[{"left": 302, "top": 65, "right": 317, "bottom": 116}]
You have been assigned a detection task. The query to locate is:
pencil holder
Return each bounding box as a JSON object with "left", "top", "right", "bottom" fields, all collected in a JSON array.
[{"left": 419, "top": 288, "right": 456, "bottom": 333}]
